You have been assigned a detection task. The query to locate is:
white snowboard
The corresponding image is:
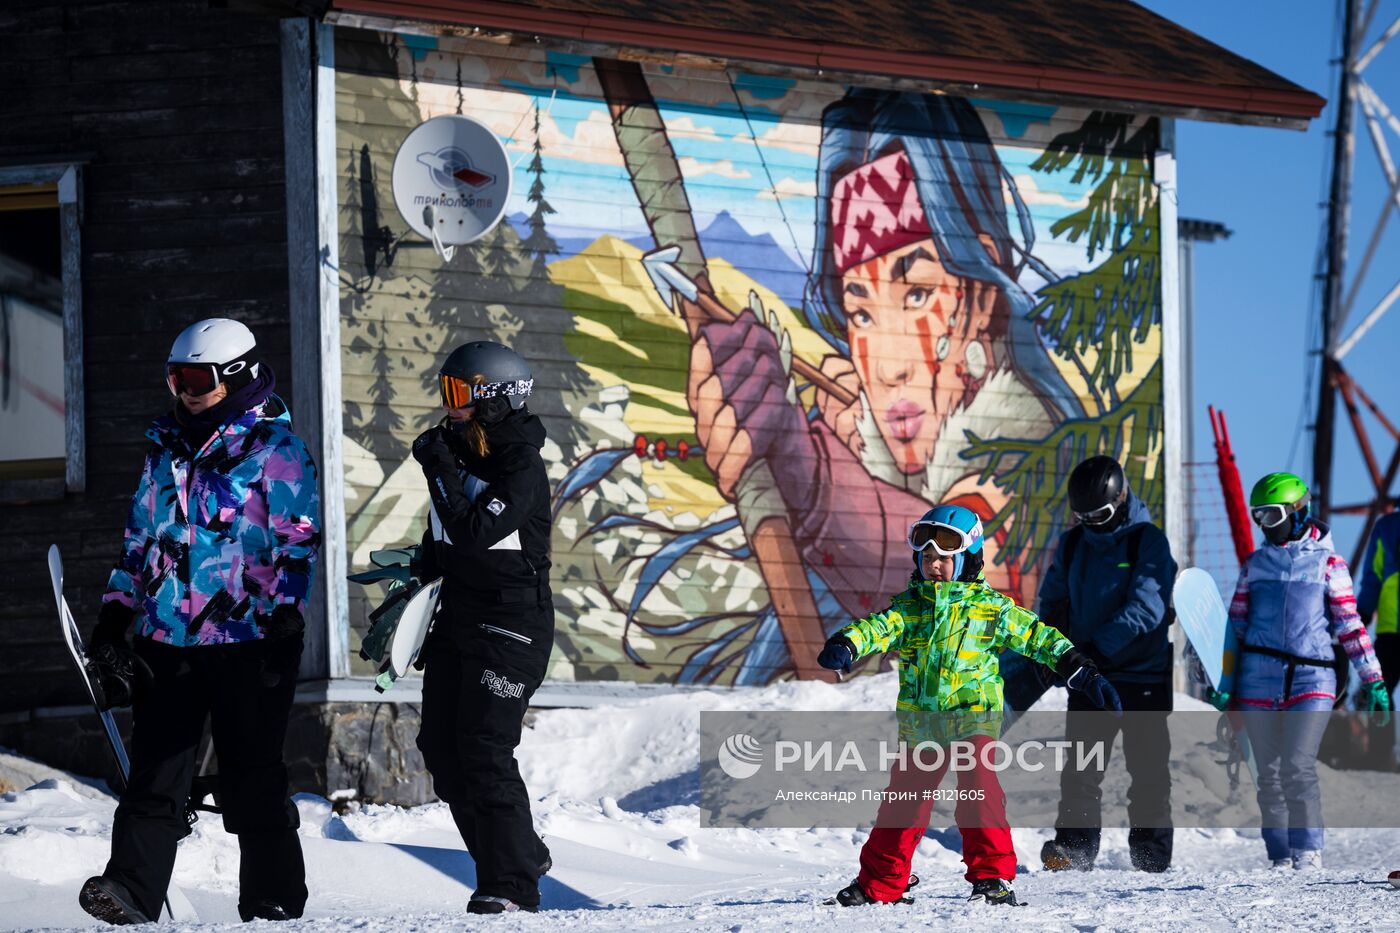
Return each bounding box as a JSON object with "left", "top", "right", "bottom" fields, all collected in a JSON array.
[
  {"left": 377, "top": 578, "right": 442, "bottom": 693},
  {"left": 1174, "top": 567, "right": 1235, "bottom": 689},
  {"left": 47, "top": 544, "right": 198, "bottom": 922}
]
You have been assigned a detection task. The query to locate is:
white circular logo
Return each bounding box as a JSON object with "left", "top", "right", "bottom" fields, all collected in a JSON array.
[
  {"left": 222, "top": 361, "right": 246, "bottom": 375},
  {"left": 391, "top": 114, "right": 512, "bottom": 246},
  {"left": 717, "top": 733, "right": 764, "bottom": 780}
]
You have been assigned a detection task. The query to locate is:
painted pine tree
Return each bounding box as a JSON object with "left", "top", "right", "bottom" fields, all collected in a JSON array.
[
  {"left": 523, "top": 98, "right": 560, "bottom": 293},
  {"left": 339, "top": 141, "right": 411, "bottom": 460},
  {"left": 966, "top": 113, "right": 1163, "bottom": 566},
  {"left": 483, "top": 220, "right": 519, "bottom": 305}
]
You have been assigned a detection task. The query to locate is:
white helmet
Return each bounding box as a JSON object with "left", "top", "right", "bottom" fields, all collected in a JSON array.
[{"left": 165, "top": 318, "right": 259, "bottom": 397}]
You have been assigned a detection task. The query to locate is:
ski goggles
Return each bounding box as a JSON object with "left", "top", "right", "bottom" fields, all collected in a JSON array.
[
  {"left": 165, "top": 363, "right": 220, "bottom": 397},
  {"left": 166, "top": 356, "right": 254, "bottom": 397},
  {"left": 908, "top": 519, "right": 980, "bottom": 556},
  {"left": 1074, "top": 501, "right": 1117, "bottom": 527},
  {"left": 438, "top": 373, "right": 534, "bottom": 409},
  {"left": 1250, "top": 502, "right": 1297, "bottom": 528},
  {"left": 438, "top": 373, "right": 477, "bottom": 409}
]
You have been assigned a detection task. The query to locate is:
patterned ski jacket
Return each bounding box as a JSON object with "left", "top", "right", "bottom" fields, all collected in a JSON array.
[
  {"left": 1224, "top": 522, "right": 1381, "bottom": 707},
  {"left": 837, "top": 576, "right": 1074, "bottom": 714},
  {"left": 102, "top": 395, "right": 321, "bottom": 646},
  {"left": 1358, "top": 510, "right": 1400, "bottom": 637}
]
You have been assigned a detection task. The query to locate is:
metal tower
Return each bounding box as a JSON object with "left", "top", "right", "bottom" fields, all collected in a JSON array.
[{"left": 1313, "top": 0, "right": 1400, "bottom": 562}]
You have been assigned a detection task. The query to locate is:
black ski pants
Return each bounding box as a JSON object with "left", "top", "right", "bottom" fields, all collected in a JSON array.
[
  {"left": 1053, "top": 677, "right": 1173, "bottom": 872},
  {"left": 105, "top": 635, "right": 306, "bottom": 921},
  {"left": 417, "top": 596, "right": 553, "bottom": 908}
]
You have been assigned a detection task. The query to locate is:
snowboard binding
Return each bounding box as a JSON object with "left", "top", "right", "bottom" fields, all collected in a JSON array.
[
  {"left": 824, "top": 874, "right": 919, "bottom": 906},
  {"left": 83, "top": 642, "right": 153, "bottom": 712},
  {"left": 969, "top": 878, "right": 1021, "bottom": 906},
  {"left": 349, "top": 547, "right": 442, "bottom": 693}
]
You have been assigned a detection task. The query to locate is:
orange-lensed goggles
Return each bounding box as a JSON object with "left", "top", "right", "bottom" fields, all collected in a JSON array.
[{"left": 438, "top": 373, "right": 477, "bottom": 409}]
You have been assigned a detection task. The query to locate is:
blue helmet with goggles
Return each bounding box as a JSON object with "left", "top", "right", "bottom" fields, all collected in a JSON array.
[{"left": 908, "top": 504, "right": 985, "bottom": 583}]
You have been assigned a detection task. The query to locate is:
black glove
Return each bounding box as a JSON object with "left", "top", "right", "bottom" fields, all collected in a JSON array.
[
  {"left": 89, "top": 601, "right": 135, "bottom": 651},
  {"left": 264, "top": 604, "right": 305, "bottom": 640},
  {"left": 412, "top": 425, "right": 455, "bottom": 470},
  {"left": 85, "top": 642, "right": 154, "bottom": 711},
  {"left": 817, "top": 636, "right": 856, "bottom": 674},
  {"left": 1055, "top": 648, "right": 1123, "bottom": 715},
  {"left": 1034, "top": 659, "right": 1066, "bottom": 690}
]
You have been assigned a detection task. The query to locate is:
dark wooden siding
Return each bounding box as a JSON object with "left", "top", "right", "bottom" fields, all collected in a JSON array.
[{"left": 0, "top": 1, "right": 292, "bottom": 712}]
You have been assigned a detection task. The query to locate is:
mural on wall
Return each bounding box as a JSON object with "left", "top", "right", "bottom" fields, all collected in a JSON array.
[{"left": 334, "top": 30, "right": 1164, "bottom": 686}]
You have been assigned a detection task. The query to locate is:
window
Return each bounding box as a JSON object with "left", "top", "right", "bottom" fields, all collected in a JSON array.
[{"left": 0, "top": 164, "right": 84, "bottom": 500}]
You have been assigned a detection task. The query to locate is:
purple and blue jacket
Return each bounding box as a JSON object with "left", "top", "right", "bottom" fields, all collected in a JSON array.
[{"left": 102, "top": 395, "right": 320, "bottom": 646}]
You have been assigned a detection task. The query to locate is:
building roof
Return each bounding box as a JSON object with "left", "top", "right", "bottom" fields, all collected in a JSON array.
[{"left": 326, "top": 0, "right": 1326, "bottom": 128}]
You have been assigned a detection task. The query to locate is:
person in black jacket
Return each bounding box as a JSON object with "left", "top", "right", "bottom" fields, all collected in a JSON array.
[
  {"left": 410, "top": 341, "right": 555, "bottom": 914},
  {"left": 1036, "top": 456, "right": 1177, "bottom": 873}
]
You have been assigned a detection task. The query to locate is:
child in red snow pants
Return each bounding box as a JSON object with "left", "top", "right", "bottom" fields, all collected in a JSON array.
[{"left": 857, "top": 734, "right": 1016, "bottom": 901}]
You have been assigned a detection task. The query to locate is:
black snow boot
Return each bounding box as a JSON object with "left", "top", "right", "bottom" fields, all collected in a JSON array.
[
  {"left": 239, "top": 900, "right": 298, "bottom": 922},
  {"left": 79, "top": 876, "right": 152, "bottom": 926},
  {"left": 969, "top": 878, "right": 1020, "bottom": 906},
  {"left": 468, "top": 894, "right": 538, "bottom": 914},
  {"left": 1128, "top": 828, "right": 1173, "bottom": 873},
  {"left": 825, "top": 874, "right": 919, "bottom": 906}
]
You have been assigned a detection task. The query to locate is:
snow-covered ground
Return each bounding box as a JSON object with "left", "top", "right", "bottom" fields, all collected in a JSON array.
[{"left": 3, "top": 674, "right": 1399, "bottom": 930}]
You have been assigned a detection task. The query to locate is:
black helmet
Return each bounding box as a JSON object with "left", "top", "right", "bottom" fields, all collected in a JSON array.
[
  {"left": 1067, "top": 455, "right": 1126, "bottom": 528},
  {"left": 437, "top": 341, "right": 533, "bottom": 423}
]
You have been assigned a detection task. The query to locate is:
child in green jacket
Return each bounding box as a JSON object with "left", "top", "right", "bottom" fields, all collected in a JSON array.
[{"left": 818, "top": 504, "right": 1122, "bottom": 906}]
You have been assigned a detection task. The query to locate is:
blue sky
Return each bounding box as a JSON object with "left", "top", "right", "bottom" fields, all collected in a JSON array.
[{"left": 1139, "top": 0, "right": 1400, "bottom": 562}]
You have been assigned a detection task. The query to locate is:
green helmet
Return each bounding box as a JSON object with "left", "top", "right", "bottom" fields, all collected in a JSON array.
[{"left": 1249, "top": 472, "right": 1310, "bottom": 508}]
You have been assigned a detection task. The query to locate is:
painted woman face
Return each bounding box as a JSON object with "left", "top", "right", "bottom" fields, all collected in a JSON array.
[{"left": 840, "top": 236, "right": 998, "bottom": 474}]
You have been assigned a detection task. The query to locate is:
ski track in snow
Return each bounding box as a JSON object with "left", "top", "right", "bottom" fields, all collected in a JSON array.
[{"left": 2, "top": 674, "right": 1399, "bottom": 931}]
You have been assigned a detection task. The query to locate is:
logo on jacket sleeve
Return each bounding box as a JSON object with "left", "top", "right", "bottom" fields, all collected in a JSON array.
[
  {"left": 486, "top": 498, "right": 506, "bottom": 516},
  {"left": 481, "top": 669, "right": 524, "bottom": 699}
]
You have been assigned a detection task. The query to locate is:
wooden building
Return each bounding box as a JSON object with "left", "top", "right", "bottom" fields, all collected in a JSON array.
[{"left": 0, "top": 0, "right": 1323, "bottom": 803}]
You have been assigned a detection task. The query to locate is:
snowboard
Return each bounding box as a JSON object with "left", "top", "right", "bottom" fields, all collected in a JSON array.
[
  {"left": 348, "top": 547, "right": 441, "bottom": 693},
  {"left": 380, "top": 578, "right": 441, "bottom": 693},
  {"left": 47, "top": 544, "right": 198, "bottom": 923},
  {"left": 1174, "top": 566, "right": 1259, "bottom": 789},
  {"left": 1173, "top": 568, "right": 1237, "bottom": 690}
]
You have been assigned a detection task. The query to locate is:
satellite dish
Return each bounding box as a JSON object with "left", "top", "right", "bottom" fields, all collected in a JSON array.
[{"left": 391, "top": 114, "right": 513, "bottom": 250}]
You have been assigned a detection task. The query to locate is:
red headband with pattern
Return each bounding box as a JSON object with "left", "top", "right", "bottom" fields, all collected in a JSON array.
[{"left": 830, "top": 150, "right": 931, "bottom": 274}]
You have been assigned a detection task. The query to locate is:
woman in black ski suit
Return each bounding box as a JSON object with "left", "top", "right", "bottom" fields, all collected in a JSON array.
[{"left": 410, "top": 341, "right": 555, "bottom": 914}]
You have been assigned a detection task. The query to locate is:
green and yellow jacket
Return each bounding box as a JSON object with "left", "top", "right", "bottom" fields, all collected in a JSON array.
[
  {"left": 838, "top": 575, "right": 1074, "bottom": 713},
  {"left": 1359, "top": 511, "right": 1400, "bottom": 636}
]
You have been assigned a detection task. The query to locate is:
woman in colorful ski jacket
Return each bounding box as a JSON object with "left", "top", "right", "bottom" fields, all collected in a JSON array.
[
  {"left": 1217, "top": 472, "right": 1388, "bottom": 870},
  {"left": 817, "top": 504, "right": 1121, "bottom": 908},
  {"left": 102, "top": 386, "right": 319, "bottom": 645},
  {"left": 81, "top": 319, "right": 320, "bottom": 926}
]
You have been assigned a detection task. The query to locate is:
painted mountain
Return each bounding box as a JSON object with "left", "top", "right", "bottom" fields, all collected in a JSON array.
[
  {"left": 694, "top": 210, "right": 808, "bottom": 313},
  {"left": 510, "top": 209, "right": 809, "bottom": 312}
]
